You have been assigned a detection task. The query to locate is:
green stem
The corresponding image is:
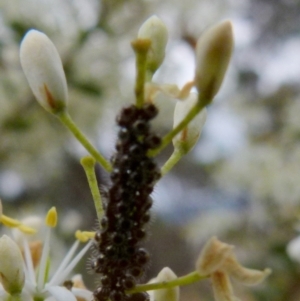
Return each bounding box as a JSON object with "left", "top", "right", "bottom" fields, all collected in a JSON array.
[
  {"left": 128, "top": 271, "right": 208, "bottom": 294},
  {"left": 160, "top": 148, "right": 183, "bottom": 176},
  {"left": 131, "top": 39, "right": 151, "bottom": 108},
  {"left": 57, "top": 111, "right": 112, "bottom": 172},
  {"left": 148, "top": 99, "right": 206, "bottom": 157},
  {"left": 81, "top": 156, "right": 104, "bottom": 222}
]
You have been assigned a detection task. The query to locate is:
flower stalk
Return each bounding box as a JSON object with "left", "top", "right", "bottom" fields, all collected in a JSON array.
[
  {"left": 80, "top": 156, "right": 104, "bottom": 222},
  {"left": 148, "top": 100, "right": 205, "bottom": 157},
  {"left": 57, "top": 111, "right": 112, "bottom": 172},
  {"left": 131, "top": 39, "right": 151, "bottom": 108}
]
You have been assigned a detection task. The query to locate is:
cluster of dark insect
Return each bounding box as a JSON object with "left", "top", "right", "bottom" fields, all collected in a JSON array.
[{"left": 91, "top": 103, "right": 162, "bottom": 301}]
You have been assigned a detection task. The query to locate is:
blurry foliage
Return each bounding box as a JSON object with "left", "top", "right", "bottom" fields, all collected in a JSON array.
[{"left": 1, "top": 0, "right": 300, "bottom": 300}]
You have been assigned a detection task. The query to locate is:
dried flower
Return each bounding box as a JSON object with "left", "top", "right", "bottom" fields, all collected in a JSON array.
[
  {"left": 196, "top": 236, "right": 234, "bottom": 276},
  {"left": 20, "top": 29, "right": 68, "bottom": 114},
  {"left": 196, "top": 237, "right": 271, "bottom": 301}
]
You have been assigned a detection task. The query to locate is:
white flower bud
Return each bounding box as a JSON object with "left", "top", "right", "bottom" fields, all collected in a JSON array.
[
  {"left": 173, "top": 93, "right": 207, "bottom": 154},
  {"left": 195, "top": 20, "right": 234, "bottom": 103},
  {"left": 287, "top": 236, "right": 300, "bottom": 262},
  {"left": 153, "top": 267, "right": 179, "bottom": 301},
  {"left": 0, "top": 235, "right": 25, "bottom": 294},
  {"left": 20, "top": 29, "right": 68, "bottom": 114},
  {"left": 138, "top": 15, "right": 168, "bottom": 74}
]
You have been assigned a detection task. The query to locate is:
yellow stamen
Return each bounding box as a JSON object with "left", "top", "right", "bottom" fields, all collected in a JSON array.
[
  {"left": 0, "top": 215, "right": 21, "bottom": 227},
  {"left": 75, "top": 230, "right": 95, "bottom": 243},
  {"left": 18, "top": 224, "right": 37, "bottom": 234},
  {"left": 45, "top": 207, "right": 57, "bottom": 227}
]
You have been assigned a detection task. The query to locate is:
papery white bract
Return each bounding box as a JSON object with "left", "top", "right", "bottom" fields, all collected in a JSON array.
[
  {"left": 20, "top": 29, "right": 68, "bottom": 114},
  {"left": 195, "top": 20, "right": 234, "bottom": 103}
]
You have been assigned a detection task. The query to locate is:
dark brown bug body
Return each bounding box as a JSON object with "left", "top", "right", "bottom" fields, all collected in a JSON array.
[{"left": 92, "top": 103, "right": 161, "bottom": 301}]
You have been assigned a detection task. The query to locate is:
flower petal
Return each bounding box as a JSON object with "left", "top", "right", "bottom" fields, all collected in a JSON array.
[
  {"left": 173, "top": 93, "right": 207, "bottom": 153},
  {"left": 47, "top": 285, "right": 77, "bottom": 301},
  {"left": 196, "top": 237, "right": 234, "bottom": 275},
  {"left": 211, "top": 271, "right": 239, "bottom": 301},
  {"left": 72, "top": 287, "right": 93, "bottom": 301},
  {"left": 222, "top": 254, "right": 271, "bottom": 286}
]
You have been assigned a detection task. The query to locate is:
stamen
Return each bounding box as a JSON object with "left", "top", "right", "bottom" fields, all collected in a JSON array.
[
  {"left": 1, "top": 215, "right": 21, "bottom": 227},
  {"left": 37, "top": 226, "right": 51, "bottom": 291},
  {"left": 22, "top": 237, "right": 36, "bottom": 286},
  {"left": 45, "top": 207, "right": 57, "bottom": 228},
  {"left": 48, "top": 240, "right": 92, "bottom": 287},
  {"left": 47, "top": 240, "right": 80, "bottom": 287},
  {"left": 75, "top": 230, "right": 95, "bottom": 242},
  {"left": 18, "top": 224, "right": 37, "bottom": 234}
]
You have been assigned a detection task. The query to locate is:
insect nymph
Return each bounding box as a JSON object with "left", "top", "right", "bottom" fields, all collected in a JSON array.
[{"left": 91, "top": 103, "right": 161, "bottom": 301}]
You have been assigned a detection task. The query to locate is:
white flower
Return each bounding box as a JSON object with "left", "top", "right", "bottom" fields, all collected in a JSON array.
[
  {"left": 195, "top": 20, "right": 234, "bottom": 103},
  {"left": 20, "top": 29, "right": 68, "bottom": 114},
  {"left": 173, "top": 93, "right": 207, "bottom": 154},
  {"left": 0, "top": 208, "right": 93, "bottom": 301},
  {"left": 138, "top": 15, "right": 168, "bottom": 75}
]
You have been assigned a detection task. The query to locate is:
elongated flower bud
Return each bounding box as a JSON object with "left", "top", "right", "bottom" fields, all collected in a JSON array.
[
  {"left": 195, "top": 20, "right": 234, "bottom": 103},
  {"left": 153, "top": 267, "right": 179, "bottom": 301},
  {"left": 138, "top": 15, "right": 168, "bottom": 75},
  {"left": 20, "top": 29, "right": 68, "bottom": 114},
  {"left": 173, "top": 93, "right": 207, "bottom": 154},
  {"left": 0, "top": 235, "right": 25, "bottom": 294}
]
